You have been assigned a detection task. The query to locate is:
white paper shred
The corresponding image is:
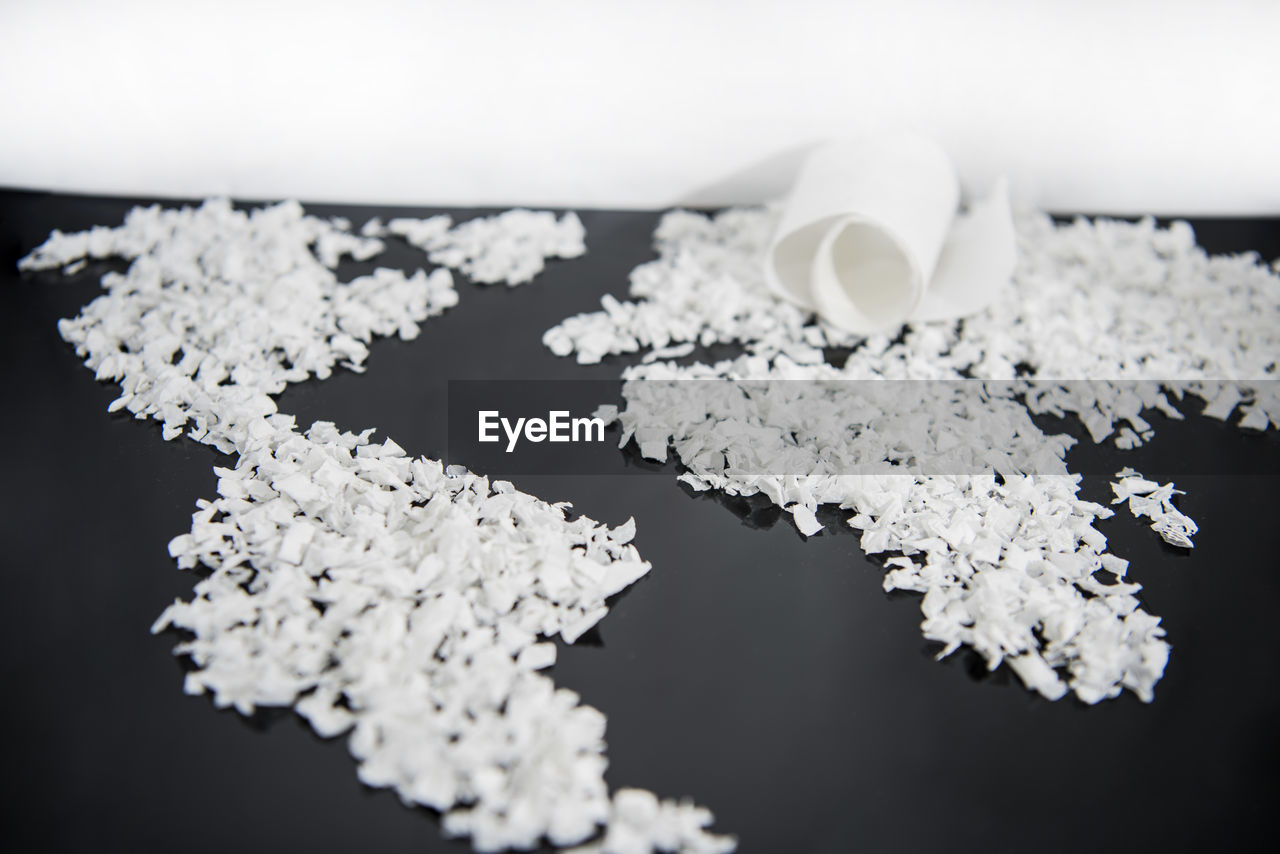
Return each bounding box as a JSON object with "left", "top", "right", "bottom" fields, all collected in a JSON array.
[
  {"left": 1111, "top": 467, "right": 1198, "bottom": 548},
  {"left": 545, "top": 206, "right": 1279, "bottom": 705},
  {"left": 24, "top": 199, "right": 730, "bottom": 854}
]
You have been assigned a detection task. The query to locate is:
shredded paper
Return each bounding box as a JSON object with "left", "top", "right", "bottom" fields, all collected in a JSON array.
[
  {"left": 23, "top": 199, "right": 732, "bottom": 854},
  {"left": 25, "top": 195, "right": 1276, "bottom": 851},
  {"left": 546, "top": 206, "right": 1273, "bottom": 705}
]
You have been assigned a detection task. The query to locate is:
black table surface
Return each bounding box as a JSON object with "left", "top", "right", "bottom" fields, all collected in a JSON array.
[{"left": 2, "top": 189, "right": 1278, "bottom": 853}]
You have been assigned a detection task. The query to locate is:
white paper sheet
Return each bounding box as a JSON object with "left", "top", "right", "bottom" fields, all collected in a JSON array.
[{"left": 766, "top": 133, "right": 1016, "bottom": 334}]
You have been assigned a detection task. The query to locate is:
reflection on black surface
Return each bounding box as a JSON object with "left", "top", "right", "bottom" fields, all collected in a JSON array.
[
  {"left": 673, "top": 471, "right": 881, "bottom": 537},
  {"left": 235, "top": 705, "right": 297, "bottom": 733},
  {"left": 675, "top": 477, "right": 783, "bottom": 531},
  {"left": 814, "top": 503, "right": 857, "bottom": 535},
  {"left": 938, "top": 645, "right": 1017, "bottom": 688},
  {"left": 570, "top": 626, "right": 604, "bottom": 648},
  {"left": 21, "top": 256, "right": 130, "bottom": 284},
  {"left": 616, "top": 438, "right": 671, "bottom": 473}
]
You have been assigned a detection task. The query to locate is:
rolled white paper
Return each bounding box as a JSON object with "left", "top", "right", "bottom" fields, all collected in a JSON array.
[
  {"left": 765, "top": 133, "right": 1016, "bottom": 334},
  {"left": 911, "top": 175, "right": 1016, "bottom": 323}
]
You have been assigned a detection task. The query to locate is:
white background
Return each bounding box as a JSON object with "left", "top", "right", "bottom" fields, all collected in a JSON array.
[{"left": 1, "top": 0, "right": 1277, "bottom": 213}]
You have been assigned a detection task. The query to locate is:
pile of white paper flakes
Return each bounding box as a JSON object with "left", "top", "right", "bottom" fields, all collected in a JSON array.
[
  {"left": 22, "top": 199, "right": 733, "bottom": 854},
  {"left": 367, "top": 208, "right": 587, "bottom": 286},
  {"left": 545, "top": 207, "right": 1278, "bottom": 705}
]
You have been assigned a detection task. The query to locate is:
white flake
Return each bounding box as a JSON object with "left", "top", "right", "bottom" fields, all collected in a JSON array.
[
  {"left": 276, "top": 521, "right": 315, "bottom": 565},
  {"left": 517, "top": 642, "right": 558, "bottom": 670},
  {"left": 1111, "top": 468, "right": 1198, "bottom": 549},
  {"left": 790, "top": 504, "right": 823, "bottom": 537}
]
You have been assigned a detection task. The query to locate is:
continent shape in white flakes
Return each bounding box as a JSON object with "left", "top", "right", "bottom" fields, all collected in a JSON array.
[
  {"left": 544, "top": 205, "right": 1279, "bottom": 705},
  {"left": 26, "top": 199, "right": 732, "bottom": 853}
]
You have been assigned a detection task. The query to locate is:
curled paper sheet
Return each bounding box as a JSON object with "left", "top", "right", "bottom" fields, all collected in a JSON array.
[{"left": 765, "top": 133, "right": 1016, "bottom": 334}]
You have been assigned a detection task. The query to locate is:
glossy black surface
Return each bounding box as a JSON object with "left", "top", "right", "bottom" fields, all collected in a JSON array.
[{"left": 2, "top": 190, "right": 1278, "bottom": 853}]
